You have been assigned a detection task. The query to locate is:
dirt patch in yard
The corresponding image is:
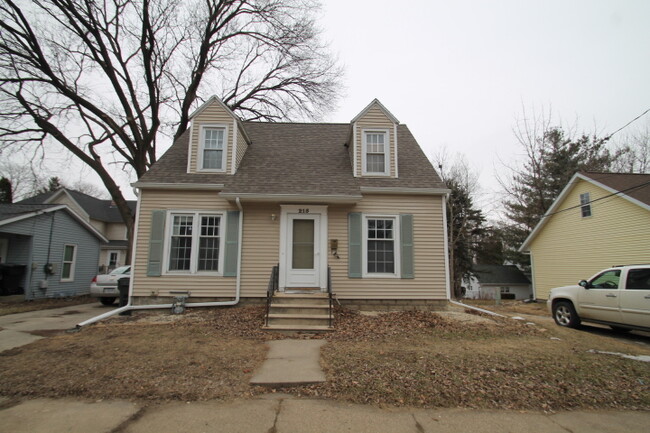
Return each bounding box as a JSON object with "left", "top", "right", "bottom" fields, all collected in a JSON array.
[
  {"left": 1, "top": 305, "right": 648, "bottom": 411},
  {"left": 0, "top": 296, "right": 95, "bottom": 316},
  {"left": 461, "top": 299, "right": 548, "bottom": 316}
]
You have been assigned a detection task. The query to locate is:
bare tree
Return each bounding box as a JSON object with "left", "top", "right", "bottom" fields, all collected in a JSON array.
[
  {"left": 0, "top": 160, "right": 43, "bottom": 201},
  {"left": 497, "top": 106, "right": 618, "bottom": 267},
  {"left": 612, "top": 119, "right": 650, "bottom": 174},
  {"left": 0, "top": 0, "right": 342, "bottom": 257},
  {"left": 435, "top": 150, "right": 485, "bottom": 299}
]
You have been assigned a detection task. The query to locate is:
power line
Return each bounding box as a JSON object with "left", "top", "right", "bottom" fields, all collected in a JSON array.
[
  {"left": 540, "top": 179, "right": 650, "bottom": 219},
  {"left": 606, "top": 108, "right": 650, "bottom": 140}
]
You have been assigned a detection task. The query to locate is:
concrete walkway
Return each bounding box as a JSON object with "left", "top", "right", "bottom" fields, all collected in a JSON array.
[
  {"left": 0, "top": 303, "right": 114, "bottom": 352},
  {"left": 1, "top": 395, "right": 648, "bottom": 433},
  {"left": 250, "top": 339, "right": 326, "bottom": 387}
]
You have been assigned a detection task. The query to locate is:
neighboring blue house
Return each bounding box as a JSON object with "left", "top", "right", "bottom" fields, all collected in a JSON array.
[{"left": 0, "top": 204, "right": 107, "bottom": 300}]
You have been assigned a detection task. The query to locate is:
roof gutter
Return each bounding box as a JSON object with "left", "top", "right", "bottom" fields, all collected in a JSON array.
[
  {"left": 219, "top": 192, "right": 363, "bottom": 203},
  {"left": 360, "top": 187, "right": 451, "bottom": 195},
  {"left": 76, "top": 196, "right": 244, "bottom": 328},
  {"left": 131, "top": 182, "right": 225, "bottom": 190}
]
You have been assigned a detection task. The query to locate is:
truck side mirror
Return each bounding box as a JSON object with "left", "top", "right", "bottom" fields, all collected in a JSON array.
[{"left": 579, "top": 280, "right": 590, "bottom": 289}]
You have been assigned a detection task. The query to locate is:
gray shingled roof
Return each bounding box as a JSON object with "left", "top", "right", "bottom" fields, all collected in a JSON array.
[
  {"left": 19, "top": 189, "right": 136, "bottom": 223},
  {"left": 472, "top": 265, "right": 531, "bottom": 285},
  {"left": 139, "top": 122, "right": 446, "bottom": 194},
  {"left": 0, "top": 204, "right": 58, "bottom": 223},
  {"left": 580, "top": 172, "right": 650, "bottom": 206}
]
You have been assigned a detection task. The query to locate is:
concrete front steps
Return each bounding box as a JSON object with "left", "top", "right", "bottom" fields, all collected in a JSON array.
[{"left": 263, "top": 292, "right": 333, "bottom": 332}]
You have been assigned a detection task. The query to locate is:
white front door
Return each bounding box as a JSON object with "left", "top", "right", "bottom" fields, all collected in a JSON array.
[{"left": 279, "top": 205, "right": 328, "bottom": 290}]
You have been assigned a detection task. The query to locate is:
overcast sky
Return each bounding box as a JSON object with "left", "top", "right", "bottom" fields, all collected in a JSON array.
[
  {"left": 319, "top": 0, "right": 650, "bottom": 216},
  {"left": 15, "top": 0, "right": 649, "bottom": 214}
]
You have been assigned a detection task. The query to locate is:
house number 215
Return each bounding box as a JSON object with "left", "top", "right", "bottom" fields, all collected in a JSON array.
[{"left": 298, "top": 209, "right": 310, "bottom": 213}]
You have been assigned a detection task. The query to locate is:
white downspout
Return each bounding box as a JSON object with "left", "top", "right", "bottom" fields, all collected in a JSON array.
[
  {"left": 76, "top": 196, "right": 244, "bottom": 328},
  {"left": 441, "top": 193, "right": 452, "bottom": 301}
]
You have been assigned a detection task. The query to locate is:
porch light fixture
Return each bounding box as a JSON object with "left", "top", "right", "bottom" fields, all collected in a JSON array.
[{"left": 271, "top": 214, "right": 277, "bottom": 221}]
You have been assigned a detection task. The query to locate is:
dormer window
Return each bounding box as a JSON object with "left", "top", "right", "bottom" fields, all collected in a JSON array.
[
  {"left": 199, "top": 125, "right": 227, "bottom": 171},
  {"left": 362, "top": 129, "right": 389, "bottom": 175}
]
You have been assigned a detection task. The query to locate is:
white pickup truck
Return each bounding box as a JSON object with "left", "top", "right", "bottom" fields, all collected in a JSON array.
[{"left": 548, "top": 265, "right": 650, "bottom": 332}]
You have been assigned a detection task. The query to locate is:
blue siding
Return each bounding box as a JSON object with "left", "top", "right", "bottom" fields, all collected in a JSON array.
[{"left": 0, "top": 210, "right": 101, "bottom": 299}]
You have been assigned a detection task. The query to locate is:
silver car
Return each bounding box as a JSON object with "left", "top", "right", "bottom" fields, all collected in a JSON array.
[
  {"left": 548, "top": 265, "right": 650, "bottom": 332},
  {"left": 90, "top": 266, "right": 131, "bottom": 305}
]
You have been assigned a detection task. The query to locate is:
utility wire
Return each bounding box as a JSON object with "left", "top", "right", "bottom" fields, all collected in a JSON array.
[
  {"left": 540, "top": 179, "right": 650, "bottom": 219},
  {"left": 605, "top": 108, "right": 650, "bottom": 140}
]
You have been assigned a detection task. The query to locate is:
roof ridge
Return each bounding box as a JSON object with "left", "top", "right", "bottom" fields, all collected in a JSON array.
[
  {"left": 580, "top": 171, "right": 650, "bottom": 176},
  {"left": 242, "top": 121, "right": 351, "bottom": 126}
]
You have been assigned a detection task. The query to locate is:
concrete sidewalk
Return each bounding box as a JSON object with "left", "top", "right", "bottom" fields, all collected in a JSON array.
[
  {"left": 250, "top": 339, "right": 326, "bottom": 387},
  {"left": 0, "top": 303, "right": 114, "bottom": 352},
  {"left": 0, "top": 395, "right": 648, "bottom": 433}
]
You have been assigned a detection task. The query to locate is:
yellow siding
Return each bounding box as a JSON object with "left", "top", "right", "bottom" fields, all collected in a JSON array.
[
  {"left": 529, "top": 179, "right": 650, "bottom": 300},
  {"left": 188, "top": 102, "right": 235, "bottom": 174},
  {"left": 235, "top": 128, "right": 248, "bottom": 170},
  {"left": 105, "top": 222, "right": 127, "bottom": 240},
  {"left": 355, "top": 105, "right": 397, "bottom": 178},
  {"left": 132, "top": 189, "right": 238, "bottom": 297},
  {"left": 133, "top": 191, "right": 447, "bottom": 300},
  {"left": 88, "top": 218, "right": 106, "bottom": 235},
  {"left": 239, "top": 203, "right": 281, "bottom": 297},
  {"left": 330, "top": 195, "right": 447, "bottom": 299}
]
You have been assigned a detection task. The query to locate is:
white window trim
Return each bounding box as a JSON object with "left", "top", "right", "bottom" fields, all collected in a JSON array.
[
  {"left": 162, "top": 210, "right": 226, "bottom": 276},
  {"left": 197, "top": 124, "right": 229, "bottom": 173},
  {"left": 580, "top": 192, "right": 592, "bottom": 218},
  {"left": 107, "top": 250, "right": 120, "bottom": 267},
  {"left": 361, "top": 128, "right": 390, "bottom": 176},
  {"left": 60, "top": 244, "right": 77, "bottom": 282},
  {"left": 362, "top": 214, "right": 401, "bottom": 278}
]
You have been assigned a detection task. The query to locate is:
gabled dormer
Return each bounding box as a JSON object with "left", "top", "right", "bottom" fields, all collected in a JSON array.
[
  {"left": 350, "top": 99, "right": 400, "bottom": 178},
  {"left": 186, "top": 96, "right": 251, "bottom": 175}
]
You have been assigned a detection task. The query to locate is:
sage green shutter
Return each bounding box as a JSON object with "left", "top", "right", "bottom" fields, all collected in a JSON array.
[
  {"left": 400, "top": 214, "right": 414, "bottom": 279},
  {"left": 223, "top": 210, "right": 240, "bottom": 277},
  {"left": 348, "top": 212, "right": 362, "bottom": 278},
  {"left": 147, "top": 210, "right": 166, "bottom": 277}
]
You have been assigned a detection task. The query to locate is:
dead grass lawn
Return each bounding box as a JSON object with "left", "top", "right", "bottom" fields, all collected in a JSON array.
[{"left": 1, "top": 305, "right": 648, "bottom": 411}]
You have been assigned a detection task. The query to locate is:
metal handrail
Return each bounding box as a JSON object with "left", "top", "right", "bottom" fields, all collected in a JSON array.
[
  {"left": 327, "top": 266, "right": 333, "bottom": 328},
  {"left": 265, "top": 264, "right": 279, "bottom": 326}
]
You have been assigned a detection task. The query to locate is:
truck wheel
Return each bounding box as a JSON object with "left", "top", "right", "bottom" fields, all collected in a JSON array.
[
  {"left": 552, "top": 301, "right": 581, "bottom": 328},
  {"left": 100, "top": 297, "right": 116, "bottom": 306}
]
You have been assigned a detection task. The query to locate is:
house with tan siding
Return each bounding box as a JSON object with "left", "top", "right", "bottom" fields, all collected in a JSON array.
[
  {"left": 20, "top": 189, "right": 136, "bottom": 272},
  {"left": 130, "top": 97, "right": 450, "bottom": 330},
  {"left": 520, "top": 172, "right": 650, "bottom": 301}
]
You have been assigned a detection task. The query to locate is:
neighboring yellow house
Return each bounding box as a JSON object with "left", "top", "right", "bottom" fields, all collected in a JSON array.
[
  {"left": 129, "top": 97, "right": 451, "bottom": 328},
  {"left": 520, "top": 172, "right": 650, "bottom": 300}
]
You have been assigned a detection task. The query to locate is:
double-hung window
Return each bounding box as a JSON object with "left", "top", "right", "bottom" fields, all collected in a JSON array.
[
  {"left": 363, "top": 130, "right": 389, "bottom": 175},
  {"left": 200, "top": 126, "right": 226, "bottom": 171},
  {"left": 580, "top": 192, "right": 592, "bottom": 218},
  {"left": 364, "top": 216, "right": 399, "bottom": 276},
  {"left": 167, "top": 212, "right": 224, "bottom": 274},
  {"left": 61, "top": 244, "right": 77, "bottom": 282}
]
